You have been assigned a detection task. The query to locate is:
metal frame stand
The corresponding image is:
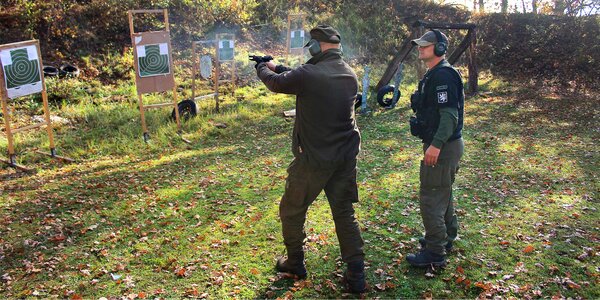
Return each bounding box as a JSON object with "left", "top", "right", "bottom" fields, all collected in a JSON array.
[{"left": 215, "top": 33, "right": 237, "bottom": 112}]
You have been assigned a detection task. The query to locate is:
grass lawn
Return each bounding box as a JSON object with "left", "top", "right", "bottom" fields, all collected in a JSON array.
[{"left": 1, "top": 69, "right": 598, "bottom": 298}]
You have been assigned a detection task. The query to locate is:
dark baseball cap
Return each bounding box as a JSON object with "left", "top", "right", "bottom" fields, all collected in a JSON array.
[
  {"left": 304, "top": 25, "right": 341, "bottom": 46},
  {"left": 411, "top": 30, "right": 448, "bottom": 46}
]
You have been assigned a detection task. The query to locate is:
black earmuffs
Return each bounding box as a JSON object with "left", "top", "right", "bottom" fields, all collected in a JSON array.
[
  {"left": 431, "top": 29, "right": 448, "bottom": 57},
  {"left": 306, "top": 39, "right": 321, "bottom": 56}
]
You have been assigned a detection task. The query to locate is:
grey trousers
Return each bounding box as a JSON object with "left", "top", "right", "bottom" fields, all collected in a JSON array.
[
  {"left": 279, "top": 157, "right": 365, "bottom": 263},
  {"left": 420, "top": 138, "right": 464, "bottom": 255}
]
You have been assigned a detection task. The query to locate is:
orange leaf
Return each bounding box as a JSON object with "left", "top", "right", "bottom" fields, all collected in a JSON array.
[
  {"left": 500, "top": 240, "right": 510, "bottom": 245},
  {"left": 138, "top": 292, "right": 147, "bottom": 299},
  {"left": 249, "top": 268, "right": 260, "bottom": 275},
  {"left": 463, "top": 279, "right": 471, "bottom": 288},
  {"left": 475, "top": 281, "right": 488, "bottom": 289},
  {"left": 456, "top": 266, "right": 465, "bottom": 274},
  {"left": 71, "top": 294, "right": 83, "bottom": 300},
  {"left": 523, "top": 245, "right": 534, "bottom": 253}
]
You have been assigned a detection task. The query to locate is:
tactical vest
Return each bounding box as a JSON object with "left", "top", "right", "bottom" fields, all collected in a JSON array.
[{"left": 410, "top": 60, "right": 464, "bottom": 144}]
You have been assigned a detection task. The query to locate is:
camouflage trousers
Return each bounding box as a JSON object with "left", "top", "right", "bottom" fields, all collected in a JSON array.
[
  {"left": 279, "top": 157, "right": 365, "bottom": 263},
  {"left": 420, "top": 138, "right": 464, "bottom": 256}
]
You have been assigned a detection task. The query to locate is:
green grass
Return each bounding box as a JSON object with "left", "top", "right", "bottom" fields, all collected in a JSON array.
[{"left": 1, "top": 68, "right": 598, "bottom": 299}]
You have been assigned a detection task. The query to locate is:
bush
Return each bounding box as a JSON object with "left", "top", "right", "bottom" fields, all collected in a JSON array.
[{"left": 474, "top": 13, "right": 600, "bottom": 89}]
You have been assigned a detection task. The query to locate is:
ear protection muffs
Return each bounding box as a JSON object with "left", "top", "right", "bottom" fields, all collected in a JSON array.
[
  {"left": 431, "top": 29, "right": 448, "bottom": 57},
  {"left": 306, "top": 39, "right": 321, "bottom": 56}
]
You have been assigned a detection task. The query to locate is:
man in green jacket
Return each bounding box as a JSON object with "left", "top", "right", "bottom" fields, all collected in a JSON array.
[
  {"left": 406, "top": 29, "right": 465, "bottom": 267},
  {"left": 255, "top": 25, "right": 366, "bottom": 293}
]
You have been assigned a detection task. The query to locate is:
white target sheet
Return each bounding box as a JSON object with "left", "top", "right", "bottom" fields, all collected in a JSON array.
[{"left": 0, "top": 45, "right": 43, "bottom": 99}]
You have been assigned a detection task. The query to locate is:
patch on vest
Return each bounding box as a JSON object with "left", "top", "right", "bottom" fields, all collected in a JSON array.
[
  {"left": 436, "top": 85, "right": 448, "bottom": 91},
  {"left": 437, "top": 91, "right": 448, "bottom": 103}
]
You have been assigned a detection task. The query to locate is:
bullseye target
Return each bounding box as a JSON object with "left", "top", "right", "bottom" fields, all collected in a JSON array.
[
  {"left": 0, "top": 45, "right": 43, "bottom": 99},
  {"left": 218, "top": 40, "right": 234, "bottom": 61},
  {"left": 137, "top": 43, "right": 170, "bottom": 77},
  {"left": 290, "top": 30, "right": 305, "bottom": 49}
]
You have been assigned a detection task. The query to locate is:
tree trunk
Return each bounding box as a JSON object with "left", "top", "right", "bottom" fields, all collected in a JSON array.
[
  {"left": 478, "top": 0, "right": 485, "bottom": 12},
  {"left": 532, "top": 0, "right": 538, "bottom": 13},
  {"left": 501, "top": 0, "right": 509, "bottom": 13},
  {"left": 522, "top": 0, "right": 527, "bottom": 12}
]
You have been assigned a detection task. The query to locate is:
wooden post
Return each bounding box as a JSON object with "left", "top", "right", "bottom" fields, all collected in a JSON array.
[
  {"left": 415, "top": 26, "right": 426, "bottom": 81},
  {"left": 467, "top": 28, "right": 478, "bottom": 95},
  {"left": 192, "top": 42, "right": 197, "bottom": 100},
  {"left": 448, "top": 28, "right": 474, "bottom": 65},
  {"left": 36, "top": 44, "right": 56, "bottom": 153},
  {"left": 286, "top": 14, "right": 292, "bottom": 64},
  {"left": 231, "top": 58, "right": 236, "bottom": 95},
  {"left": 137, "top": 94, "right": 148, "bottom": 137},
  {"left": 172, "top": 87, "right": 181, "bottom": 131},
  {"left": 375, "top": 30, "right": 419, "bottom": 92},
  {"left": 1, "top": 96, "right": 15, "bottom": 164}
]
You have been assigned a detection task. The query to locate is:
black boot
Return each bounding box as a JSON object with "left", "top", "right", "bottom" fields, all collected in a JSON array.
[
  {"left": 406, "top": 249, "right": 447, "bottom": 268},
  {"left": 419, "top": 237, "right": 453, "bottom": 252},
  {"left": 275, "top": 252, "right": 307, "bottom": 279},
  {"left": 343, "top": 260, "right": 367, "bottom": 294}
]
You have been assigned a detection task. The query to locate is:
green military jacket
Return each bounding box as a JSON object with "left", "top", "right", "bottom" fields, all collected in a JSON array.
[{"left": 256, "top": 49, "right": 360, "bottom": 168}]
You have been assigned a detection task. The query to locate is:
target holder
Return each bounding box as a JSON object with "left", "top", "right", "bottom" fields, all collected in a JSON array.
[
  {"left": 0, "top": 40, "right": 73, "bottom": 171},
  {"left": 286, "top": 13, "right": 307, "bottom": 62},
  {"left": 129, "top": 9, "right": 186, "bottom": 143},
  {"left": 191, "top": 40, "right": 219, "bottom": 112}
]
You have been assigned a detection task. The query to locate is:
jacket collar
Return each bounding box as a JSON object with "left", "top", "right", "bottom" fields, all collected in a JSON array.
[{"left": 306, "top": 48, "right": 343, "bottom": 65}]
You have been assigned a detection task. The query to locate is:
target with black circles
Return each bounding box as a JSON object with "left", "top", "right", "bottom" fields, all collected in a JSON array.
[
  {"left": 137, "top": 43, "right": 170, "bottom": 77},
  {"left": 0, "top": 45, "right": 42, "bottom": 99}
]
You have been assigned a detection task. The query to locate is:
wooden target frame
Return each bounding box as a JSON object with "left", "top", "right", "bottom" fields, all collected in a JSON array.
[
  {"left": 376, "top": 20, "right": 479, "bottom": 95},
  {"left": 0, "top": 40, "right": 72, "bottom": 172},
  {"left": 191, "top": 40, "right": 219, "bottom": 112},
  {"left": 215, "top": 33, "right": 236, "bottom": 108},
  {"left": 128, "top": 9, "right": 182, "bottom": 143},
  {"left": 286, "top": 13, "right": 306, "bottom": 62}
]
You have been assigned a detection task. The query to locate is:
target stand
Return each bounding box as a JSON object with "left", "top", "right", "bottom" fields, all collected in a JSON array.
[
  {"left": 215, "top": 33, "right": 237, "bottom": 111},
  {"left": 0, "top": 40, "right": 73, "bottom": 172},
  {"left": 128, "top": 9, "right": 185, "bottom": 143},
  {"left": 191, "top": 40, "right": 218, "bottom": 112},
  {"left": 286, "top": 13, "right": 306, "bottom": 65}
]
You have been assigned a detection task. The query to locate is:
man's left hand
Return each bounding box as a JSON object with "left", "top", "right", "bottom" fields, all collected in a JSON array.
[{"left": 424, "top": 145, "right": 441, "bottom": 166}]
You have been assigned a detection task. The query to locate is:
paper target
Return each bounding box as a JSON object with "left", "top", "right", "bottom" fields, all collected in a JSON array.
[
  {"left": 137, "top": 43, "right": 170, "bottom": 77},
  {"left": 0, "top": 46, "right": 42, "bottom": 99},
  {"left": 218, "top": 40, "right": 234, "bottom": 61},
  {"left": 290, "top": 30, "right": 305, "bottom": 49},
  {"left": 200, "top": 55, "right": 212, "bottom": 79}
]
